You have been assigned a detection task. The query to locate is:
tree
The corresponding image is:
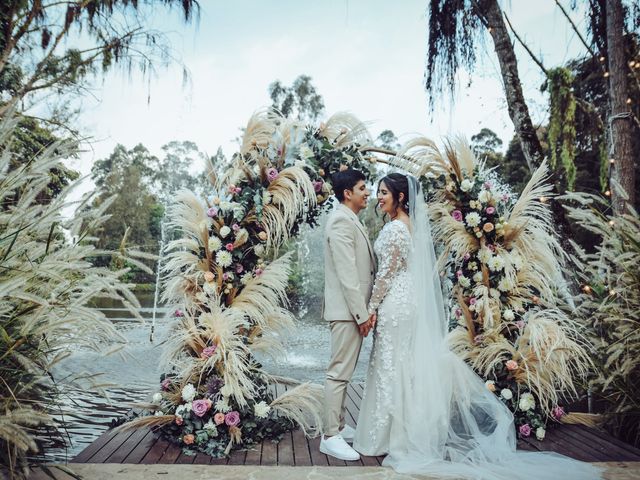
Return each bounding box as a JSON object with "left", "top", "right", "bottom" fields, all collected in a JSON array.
[
  {"left": 0, "top": 0, "right": 199, "bottom": 120},
  {"left": 425, "top": 0, "right": 544, "bottom": 172},
  {"left": 155, "top": 140, "right": 206, "bottom": 203},
  {"left": 268, "top": 75, "right": 325, "bottom": 122},
  {"left": 375, "top": 129, "right": 401, "bottom": 151},
  {"left": 470, "top": 128, "right": 503, "bottom": 161}
]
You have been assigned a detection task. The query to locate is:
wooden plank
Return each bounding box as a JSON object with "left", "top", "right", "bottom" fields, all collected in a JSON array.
[
  {"left": 227, "top": 448, "right": 247, "bottom": 465},
  {"left": 564, "top": 424, "right": 640, "bottom": 459},
  {"left": 158, "top": 442, "right": 182, "bottom": 463},
  {"left": 140, "top": 437, "right": 170, "bottom": 464},
  {"left": 552, "top": 426, "right": 622, "bottom": 461},
  {"left": 292, "top": 429, "right": 313, "bottom": 466},
  {"left": 192, "top": 452, "right": 212, "bottom": 464},
  {"left": 244, "top": 442, "right": 262, "bottom": 465},
  {"left": 175, "top": 450, "right": 196, "bottom": 464},
  {"left": 540, "top": 428, "right": 598, "bottom": 462},
  {"left": 261, "top": 439, "right": 278, "bottom": 466},
  {"left": 209, "top": 454, "right": 228, "bottom": 465},
  {"left": 71, "top": 429, "right": 119, "bottom": 463},
  {"left": 106, "top": 427, "right": 150, "bottom": 463},
  {"left": 278, "top": 430, "right": 295, "bottom": 466},
  {"left": 123, "top": 429, "right": 158, "bottom": 464},
  {"left": 88, "top": 430, "right": 136, "bottom": 463},
  {"left": 308, "top": 435, "right": 329, "bottom": 466},
  {"left": 557, "top": 425, "right": 636, "bottom": 460}
]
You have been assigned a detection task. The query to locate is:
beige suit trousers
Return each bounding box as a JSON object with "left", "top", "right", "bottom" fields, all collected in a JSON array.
[{"left": 324, "top": 320, "right": 363, "bottom": 436}]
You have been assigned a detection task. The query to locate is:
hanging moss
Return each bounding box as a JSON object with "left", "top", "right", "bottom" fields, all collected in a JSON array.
[
  {"left": 599, "top": 133, "right": 609, "bottom": 191},
  {"left": 547, "top": 67, "right": 577, "bottom": 190}
]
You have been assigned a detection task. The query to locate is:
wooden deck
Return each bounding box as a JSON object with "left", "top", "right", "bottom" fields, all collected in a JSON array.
[{"left": 72, "top": 383, "right": 640, "bottom": 466}]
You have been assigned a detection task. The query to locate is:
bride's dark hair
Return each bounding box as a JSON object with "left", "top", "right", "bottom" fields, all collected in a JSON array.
[{"left": 378, "top": 173, "right": 409, "bottom": 217}]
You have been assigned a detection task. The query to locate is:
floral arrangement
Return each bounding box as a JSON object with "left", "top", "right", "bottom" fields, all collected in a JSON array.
[
  {"left": 120, "top": 110, "right": 376, "bottom": 456},
  {"left": 418, "top": 140, "right": 593, "bottom": 440}
]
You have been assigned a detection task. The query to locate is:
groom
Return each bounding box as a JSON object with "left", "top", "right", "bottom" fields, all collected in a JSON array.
[{"left": 320, "top": 169, "right": 376, "bottom": 461}]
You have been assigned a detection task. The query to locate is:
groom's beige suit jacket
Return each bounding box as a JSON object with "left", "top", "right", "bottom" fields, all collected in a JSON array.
[{"left": 322, "top": 203, "right": 376, "bottom": 325}]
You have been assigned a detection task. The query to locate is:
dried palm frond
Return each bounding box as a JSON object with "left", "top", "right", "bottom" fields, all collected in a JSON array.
[
  {"left": 319, "top": 112, "right": 371, "bottom": 148},
  {"left": 269, "top": 383, "right": 324, "bottom": 437},
  {"left": 240, "top": 109, "right": 280, "bottom": 156},
  {"left": 383, "top": 137, "right": 450, "bottom": 178}
]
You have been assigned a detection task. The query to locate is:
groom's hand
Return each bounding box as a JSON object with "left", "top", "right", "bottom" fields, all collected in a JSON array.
[
  {"left": 369, "top": 312, "right": 377, "bottom": 331},
  {"left": 358, "top": 318, "right": 372, "bottom": 337}
]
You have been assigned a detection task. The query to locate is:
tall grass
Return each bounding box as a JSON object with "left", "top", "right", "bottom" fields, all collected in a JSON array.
[
  {"left": 564, "top": 188, "right": 640, "bottom": 446},
  {"left": 0, "top": 116, "right": 144, "bottom": 479}
]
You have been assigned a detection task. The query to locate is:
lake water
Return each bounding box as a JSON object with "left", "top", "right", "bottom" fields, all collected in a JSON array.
[{"left": 48, "top": 290, "right": 373, "bottom": 462}]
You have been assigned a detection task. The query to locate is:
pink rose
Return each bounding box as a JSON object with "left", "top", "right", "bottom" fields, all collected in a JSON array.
[
  {"left": 236, "top": 264, "right": 244, "bottom": 274},
  {"left": 192, "top": 399, "right": 212, "bottom": 417},
  {"left": 451, "top": 210, "right": 463, "bottom": 222},
  {"left": 161, "top": 378, "right": 171, "bottom": 391},
  {"left": 213, "top": 412, "right": 226, "bottom": 425},
  {"left": 175, "top": 415, "right": 183, "bottom": 426},
  {"left": 174, "top": 309, "right": 184, "bottom": 318},
  {"left": 207, "top": 206, "right": 218, "bottom": 218},
  {"left": 516, "top": 320, "right": 525, "bottom": 330},
  {"left": 225, "top": 243, "right": 234, "bottom": 251},
  {"left": 232, "top": 223, "right": 240, "bottom": 231},
  {"left": 267, "top": 167, "right": 279, "bottom": 182},
  {"left": 183, "top": 433, "right": 195, "bottom": 444},
  {"left": 454, "top": 308, "right": 462, "bottom": 318},
  {"left": 486, "top": 206, "right": 496, "bottom": 215},
  {"left": 519, "top": 424, "right": 532, "bottom": 437},
  {"left": 225, "top": 411, "right": 241, "bottom": 427},
  {"left": 201, "top": 345, "right": 217, "bottom": 359},
  {"left": 222, "top": 272, "right": 230, "bottom": 281},
  {"left": 469, "top": 297, "right": 477, "bottom": 305},
  {"left": 487, "top": 244, "right": 496, "bottom": 252},
  {"left": 313, "top": 180, "right": 323, "bottom": 193},
  {"left": 456, "top": 270, "right": 463, "bottom": 278},
  {"left": 506, "top": 360, "right": 519, "bottom": 371},
  {"left": 551, "top": 406, "right": 566, "bottom": 420},
  {"left": 255, "top": 268, "right": 263, "bottom": 276}
]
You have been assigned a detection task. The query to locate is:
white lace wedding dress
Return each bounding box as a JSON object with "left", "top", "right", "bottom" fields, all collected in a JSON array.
[{"left": 352, "top": 180, "right": 602, "bottom": 480}]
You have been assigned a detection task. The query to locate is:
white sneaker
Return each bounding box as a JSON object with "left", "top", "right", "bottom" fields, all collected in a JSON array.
[
  {"left": 320, "top": 434, "right": 360, "bottom": 461},
  {"left": 339, "top": 424, "right": 356, "bottom": 441}
]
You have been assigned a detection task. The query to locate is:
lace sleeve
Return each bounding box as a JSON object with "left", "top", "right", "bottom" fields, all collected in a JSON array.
[{"left": 368, "top": 222, "right": 410, "bottom": 314}]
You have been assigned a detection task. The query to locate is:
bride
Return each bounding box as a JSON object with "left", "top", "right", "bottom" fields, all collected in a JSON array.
[{"left": 352, "top": 173, "right": 602, "bottom": 479}]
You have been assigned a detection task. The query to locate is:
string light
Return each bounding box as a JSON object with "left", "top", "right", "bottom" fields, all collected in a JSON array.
[
  {"left": 539, "top": 196, "right": 547, "bottom": 203},
  {"left": 626, "top": 98, "right": 632, "bottom": 105},
  {"left": 604, "top": 71, "right": 610, "bottom": 78},
  {"left": 583, "top": 285, "right": 592, "bottom": 294},
  {"left": 609, "top": 220, "right": 615, "bottom": 227},
  {"left": 488, "top": 27, "right": 493, "bottom": 33},
  {"left": 609, "top": 158, "right": 615, "bottom": 164},
  {"left": 631, "top": 61, "right": 637, "bottom": 68},
  {"left": 609, "top": 289, "right": 616, "bottom": 296},
  {"left": 605, "top": 190, "right": 611, "bottom": 196},
  {"left": 599, "top": 56, "right": 606, "bottom": 62}
]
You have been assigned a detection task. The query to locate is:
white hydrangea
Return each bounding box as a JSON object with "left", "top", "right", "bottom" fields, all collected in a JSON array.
[
  {"left": 535, "top": 427, "right": 546, "bottom": 441},
  {"left": 208, "top": 236, "right": 222, "bottom": 252},
  {"left": 519, "top": 392, "right": 536, "bottom": 411},
  {"left": 458, "top": 276, "right": 471, "bottom": 288},
  {"left": 152, "top": 392, "right": 162, "bottom": 404},
  {"left": 503, "top": 309, "right": 515, "bottom": 321},
  {"left": 460, "top": 179, "right": 473, "bottom": 192},
  {"left": 219, "top": 225, "right": 231, "bottom": 238},
  {"left": 254, "top": 400, "right": 271, "bottom": 419},
  {"left": 478, "top": 190, "right": 492, "bottom": 203},
  {"left": 215, "top": 397, "right": 231, "bottom": 413},
  {"left": 473, "top": 272, "right": 483, "bottom": 283},
  {"left": 465, "top": 212, "right": 481, "bottom": 228},
  {"left": 500, "top": 388, "right": 513, "bottom": 400},
  {"left": 181, "top": 384, "right": 196, "bottom": 402},
  {"left": 175, "top": 404, "right": 186, "bottom": 416},
  {"left": 488, "top": 255, "right": 505, "bottom": 272},
  {"left": 216, "top": 250, "right": 233, "bottom": 267},
  {"left": 233, "top": 205, "right": 245, "bottom": 220}
]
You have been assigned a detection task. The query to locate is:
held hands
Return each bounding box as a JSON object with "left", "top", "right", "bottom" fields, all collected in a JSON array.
[{"left": 358, "top": 312, "right": 377, "bottom": 337}]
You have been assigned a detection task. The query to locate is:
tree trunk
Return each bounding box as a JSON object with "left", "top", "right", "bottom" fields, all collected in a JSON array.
[
  {"left": 606, "top": 0, "right": 635, "bottom": 214},
  {"left": 481, "top": 0, "right": 545, "bottom": 174}
]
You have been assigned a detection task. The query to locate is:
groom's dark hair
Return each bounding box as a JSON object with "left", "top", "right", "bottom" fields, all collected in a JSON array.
[{"left": 332, "top": 169, "right": 366, "bottom": 202}]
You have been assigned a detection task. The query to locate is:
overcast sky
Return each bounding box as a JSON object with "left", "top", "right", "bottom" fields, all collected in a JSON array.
[{"left": 73, "top": 0, "right": 589, "bottom": 178}]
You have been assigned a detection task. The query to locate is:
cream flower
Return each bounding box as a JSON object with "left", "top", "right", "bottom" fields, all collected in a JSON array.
[
  {"left": 181, "top": 384, "right": 196, "bottom": 402},
  {"left": 458, "top": 276, "right": 471, "bottom": 288},
  {"left": 465, "top": 212, "right": 481, "bottom": 228},
  {"left": 219, "top": 226, "right": 231, "bottom": 238},
  {"left": 473, "top": 272, "right": 483, "bottom": 283},
  {"left": 263, "top": 191, "right": 272, "bottom": 205},
  {"left": 216, "top": 250, "right": 233, "bottom": 268},
  {"left": 485, "top": 380, "right": 496, "bottom": 392},
  {"left": 240, "top": 273, "right": 252, "bottom": 285},
  {"left": 500, "top": 388, "right": 513, "bottom": 400},
  {"left": 254, "top": 400, "right": 271, "bottom": 418},
  {"left": 215, "top": 397, "right": 231, "bottom": 413},
  {"left": 299, "top": 143, "right": 314, "bottom": 160},
  {"left": 254, "top": 244, "right": 265, "bottom": 257},
  {"left": 519, "top": 392, "right": 536, "bottom": 412},
  {"left": 498, "top": 277, "right": 513, "bottom": 292},
  {"left": 535, "top": 427, "right": 546, "bottom": 441},
  {"left": 152, "top": 392, "right": 162, "bottom": 403},
  {"left": 477, "top": 248, "right": 492, "bottom": 264},
  {"left": 488, "top": 255, "right": 505, "bottom": 272},
  {"left": 478, "top": 190, "right": 492, "bottom": 203},
  {"left": 503, "top": 309, "right": 515, "bottom": 321},
  {"left": 460, "top": 179, "right": 473, "bottom": 192}
]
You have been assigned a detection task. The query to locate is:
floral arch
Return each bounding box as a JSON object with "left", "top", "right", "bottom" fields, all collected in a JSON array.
[{"left": 123, "top": 109, "right": 592, "bottom": 456}]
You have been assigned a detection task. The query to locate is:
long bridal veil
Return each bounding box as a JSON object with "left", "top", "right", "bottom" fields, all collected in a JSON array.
[{"left": 382, "top": 176, "right": 602, "bottom": 479}]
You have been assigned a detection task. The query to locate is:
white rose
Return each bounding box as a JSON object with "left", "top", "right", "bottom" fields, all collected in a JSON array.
[
  {"left": 154, "top": 410, "right": 164, "bottom": 416},
  {"left": 181, "top": 384, "right": 196, "bottom": 402},
  {"left": 519, "top": 392, "right": 536, "bottom": 411},
  {"left": 219, "top": 226, "right": 231, "bottom": 238},
  {"left": 535, "top": 427, "right": 546, "bottom": 441},
  {"left": 503, "top": 309, "right": 515, "bottom": 321},
  {"left": 500, "top": 388, "right": 513, "bottom": 400},
  {"left": 175, "top": 404, "right": 186, "bottom": 416},
  {"left": 299, "top": 143, "right": 314, "bottom": 160},
  {"left": 254, "top": 400, "right": 271, "bottom": 419},
  {"left": 152, "top": 392, "right": 162, "bottom": 404},
  {"left": 254, "top": 244, "right": 265, "bottom": 257},
  {"left": 208, "top": 236, "right": 222, "bottom": 252},
  {"left": 460, "top": 179, "right": 473, "bottom": 192},
  {"left": 465, "top": 212, "right": 481, "bottom": 228},
  {"left": 478, "top": 190, "right": 492, "bottom": 203}
]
